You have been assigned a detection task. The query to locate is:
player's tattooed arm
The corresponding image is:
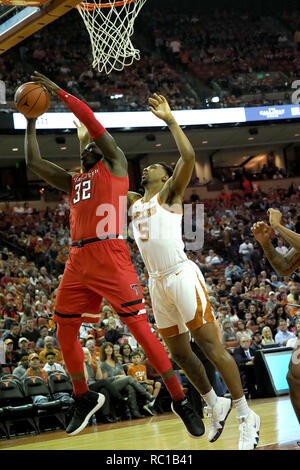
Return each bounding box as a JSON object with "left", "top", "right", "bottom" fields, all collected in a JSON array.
[
  {"left": 149, "top": 93, "right": 195, "bottom": 198},
  {"left": 252, "top": 221, "right": 300, "bottom": 275},
  {"left": 25, "top": 119, "right": 72, "bottom": 193}
]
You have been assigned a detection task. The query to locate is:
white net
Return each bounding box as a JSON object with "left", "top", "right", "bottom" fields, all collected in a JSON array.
[{"left": 77, "top": 0, "right": 147, "bottom": 75}]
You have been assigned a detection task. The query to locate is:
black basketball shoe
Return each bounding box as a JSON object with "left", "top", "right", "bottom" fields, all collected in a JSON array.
[
  {"left": 171, "top": 398, "right": 205, "bottom": 438},
  {"left": 66, "top": 390, "right": 105, "bottom": 436}
]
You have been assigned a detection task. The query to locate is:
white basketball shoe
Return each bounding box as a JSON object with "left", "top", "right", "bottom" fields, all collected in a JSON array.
[
  {"left": 204, "top": 396, "right": 232, "bottom": 442},
  {"left": 237, "top": 409, "right": 261, "bottom": 450}
]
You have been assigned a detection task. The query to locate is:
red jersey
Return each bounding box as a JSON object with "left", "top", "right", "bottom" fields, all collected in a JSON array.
[{"left": 69, "top": 160, "right": 129, "bottom": 242}]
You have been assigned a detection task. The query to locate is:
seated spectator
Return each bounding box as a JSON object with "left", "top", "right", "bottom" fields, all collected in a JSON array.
[
  {"left": 2, "top": 338, "right": 20, "bottom": 372},
  {"left": 17, "top": 337, "right": 34, "bottom": 357},
  {"left": 269, "top": 275, "right": 282, "bottom": 289},
  {"left": 21, "top": 317, "right": 41, "bottom": 344},
  {"left": 20, "top": 306, "right": 34, "bottom": 329},
  {"left": 249, "top": 303, "right": 260, "bottom": 320},
  {"left": 224, "top": 262, "right": 244, "bottom": 282},
  {"left": 236, "top": 300, "right": 247, "bottom": 320},
  {"left": 244, "top": 311, "right": 257, "bottom": 327},
  {"left": 265, "top": 292, "right": 278, "bottom": 312},
  {"left": 120, "top": 342, "right": 133, "bottom": 373},
  {"left": 235, "top": 320, "right": 252, "bottom": 341},
  {"left": 233, "top": 336, "right": 257, "bottom": 398},
  {"left": 127, "top": 350, "right": 161, "bottom": 415},
  {"left": 275, "top": 239, "right": 289, "bottom": 256},
  {"left": 25, "top": 352, "right": 73, "bottom": 406},
  {"left": 100, "top": 342, "right": 155, "bottom": 418},
  {"left": 39, "top": 336, "right": 63, "bottom": 364},
  {"left": 35, "top": 325, "right": 50, "bottom": 348},
  {"left": 1, "top": 294, "right": 20, "bottom": 329},
  {"left": 13, "top": 353, "right": 29, "bottom": 380},
  {"left": 1, "top": 321, "right": 21, "bottom": 350},
  {"left": 79, "top": 322, "right": 95, "bottom": 341},
  {"left": 275, "top": 319, "right": 296, "bottom": 347},
  {"left": 251, "top": 331, "right": 263, "bottom": 351},
  {"left": 261, "top": 326, "right": 275, "bottom": 345},
  {"left": 42, "top": 351, "right": 66, "bottom": 374},
  {"left": 286, "top": 321, "right": 300, "bottom": 349},
  {"left": 115, "top": 353, "right": 124, "bottom": 364},
  {"left": 104, "top": 317, "right": 124, "bottom": 344},
  {"left": 24, "top": 352, "right": 50, "bottom": 404},
  {"left": 228, "top": 286, "right": 242, "bottom": 311},
  {"left": 222, "top": 320, "right": 237, "bottom": 343},
  {"left": 85, "top": 338, "right": 100, "bottom": 363},
  {"left": 256, "top": 316, "right": 265, "bottom": 332},
  {"left": 205, "top": 249, "right": 223, "bottom": 265},
  {"left": 83, "top": 347, "right": 126, "bottom": 423},
  {"left": 265, "top": 313, "right": 278, "bottom": 338}
]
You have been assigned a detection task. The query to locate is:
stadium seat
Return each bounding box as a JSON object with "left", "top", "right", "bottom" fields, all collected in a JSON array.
[
  {"left": 48, "top": 371, "right": 73, "bottom": 395},
  {"left": 0, "top": 377, "right": 39, "bottom": 438},
  {"left": 22, "top": 376, "right": 67, "bottom": 431},
  {"left": 224, "top": 341, "right": 240, "bottom": 349}
]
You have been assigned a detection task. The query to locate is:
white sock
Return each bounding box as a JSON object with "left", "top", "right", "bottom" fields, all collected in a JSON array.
[
  {"left": 232, "top": 395, "right": 250, "bottom": 419},
  {"left": 202, "top": 388, "right": 218, "bottom": 408}
]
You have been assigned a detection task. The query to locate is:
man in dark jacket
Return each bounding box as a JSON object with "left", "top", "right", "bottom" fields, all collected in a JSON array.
[{"left": 233, "top": 336, "right": 257, "bottom": 398}]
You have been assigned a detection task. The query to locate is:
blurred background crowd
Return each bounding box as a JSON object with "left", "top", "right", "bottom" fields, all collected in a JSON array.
[
  {"left": 1, "top": 5, "right": 300, "bottom": 111},
  {"left": 0, "top": 179, "right": 299, "bottom": 424}
]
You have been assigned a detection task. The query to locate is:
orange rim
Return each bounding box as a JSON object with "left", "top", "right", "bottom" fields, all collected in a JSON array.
[{"left": 78, "top": 0, "right": 136, "bottom": 10}]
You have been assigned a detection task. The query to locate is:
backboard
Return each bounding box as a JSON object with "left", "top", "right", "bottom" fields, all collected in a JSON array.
[{"left": 0, "top": 0, "right": 82, "bottom": 54}]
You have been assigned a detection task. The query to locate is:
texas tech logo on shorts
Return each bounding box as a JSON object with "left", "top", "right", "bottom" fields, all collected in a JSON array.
[{"left": 130, "top": 284, "right": 141, "bottom": 297}]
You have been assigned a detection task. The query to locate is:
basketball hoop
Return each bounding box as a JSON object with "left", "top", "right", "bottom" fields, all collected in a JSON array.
[{"left": 76, "top": 0, "right": 147, "bottom": 75}]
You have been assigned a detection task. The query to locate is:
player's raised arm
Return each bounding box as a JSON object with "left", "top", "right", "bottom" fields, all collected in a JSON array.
[
  {"left": 73, "top": 120, "right": 91, "bottom": 156},
  {"left": 251, "top": 221, "right": 300, "bottom": 276},
  {"left": 25, "top": 118, "right": 72, "bottom": 193},
  {"left": 31, "top": 71, "right": 127, "bottom": 173},
  {"left": 149, "top": 93, "right": 195, "bottom": 197},
  {"left": 268, "top": 208, "right": 300, "bottom": 252}
]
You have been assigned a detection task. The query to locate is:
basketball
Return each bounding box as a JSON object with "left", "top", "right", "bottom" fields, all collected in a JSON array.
[{"left": 14, "top": 82, "right": 50, "bottom": 119}]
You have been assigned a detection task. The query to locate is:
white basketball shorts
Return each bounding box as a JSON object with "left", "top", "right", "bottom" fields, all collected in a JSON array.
[{"left": 148, "top": 260, "right": 215, "bottom": 338}]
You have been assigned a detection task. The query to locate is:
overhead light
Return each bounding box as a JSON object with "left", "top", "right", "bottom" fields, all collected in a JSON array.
[
  {"left": 202, "top": 140, "right": 208, "bottom": 144},
  {"left": 12, "top": 148, "right": 18, "bottom": 151},
  {"left": 155, "top": 143, "right": 162, "bottom": 147},
  {"left": 110, "top": 94, "right": 123, "bottom": 100},
  {"left": 248, "top": 137, "right": 254, "bottom": 141},
  {"left": 60, "top": 146, "right": 67, "bottom": 150},
  {"left": 295, "top": 133, "right": 300, "bottom": 137},
  {"left": 211, "top": 96, "right": 220, "bottom": 103}
]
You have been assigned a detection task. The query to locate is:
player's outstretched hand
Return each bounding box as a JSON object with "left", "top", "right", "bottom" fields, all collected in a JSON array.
[
  {"left": 251, "top": 221, "right": 272, "bottom": 245},
  {"left": 73, "top": 120, "right": 89, "bottom": 142},
  {"left": 267, "top": 208, "right": 282, "bottom": 229},
  {"left": 149, "top": 93, "right": 174, "bottom": 124},
  {"left": 31, "top": 71, "right": 61, "bottom": 96}
]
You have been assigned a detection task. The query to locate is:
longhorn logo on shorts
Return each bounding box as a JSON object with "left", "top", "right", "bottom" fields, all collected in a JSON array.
[{"left": 130, "top": 284, "right": 141, "bottom": 297}]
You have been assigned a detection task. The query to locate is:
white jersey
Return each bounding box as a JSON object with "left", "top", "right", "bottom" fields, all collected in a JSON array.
[{"left": 131, "top": 193, "right": 188, "bottom": 276}]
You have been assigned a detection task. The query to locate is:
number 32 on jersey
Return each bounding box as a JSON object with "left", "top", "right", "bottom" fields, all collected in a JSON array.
[{"left": 73, "top": 180, "right": 92, "bottom": 204}]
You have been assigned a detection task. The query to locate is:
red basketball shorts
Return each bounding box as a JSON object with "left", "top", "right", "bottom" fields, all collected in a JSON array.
[{"left": 54, "top": 238, "right": 146, "bottom": 326}]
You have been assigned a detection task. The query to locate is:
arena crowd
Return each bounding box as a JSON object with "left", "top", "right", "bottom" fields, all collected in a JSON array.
[{"left": 0, "top": 176, "right": 299, "bottom": 429}]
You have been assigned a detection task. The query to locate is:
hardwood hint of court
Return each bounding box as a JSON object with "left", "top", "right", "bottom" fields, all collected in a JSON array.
[{"left": 0, "top": 397, "right": 299, "bottom": 451}]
